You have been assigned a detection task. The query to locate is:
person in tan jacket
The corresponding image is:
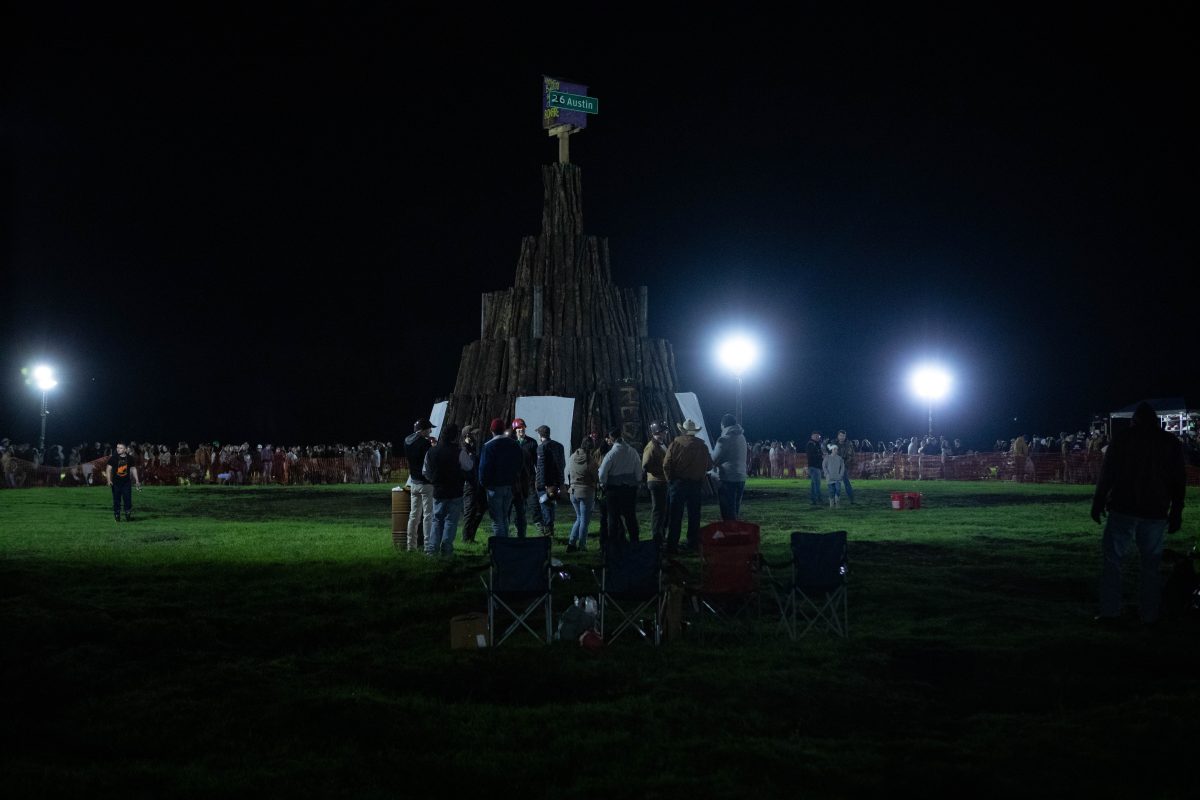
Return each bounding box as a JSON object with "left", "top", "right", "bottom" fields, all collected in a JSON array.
[
  {"left": 664, "top": 420, "right": 713, "bottom": 554},
  {"left": 642, "top": 421, "right": 669, "bottom": 544}
]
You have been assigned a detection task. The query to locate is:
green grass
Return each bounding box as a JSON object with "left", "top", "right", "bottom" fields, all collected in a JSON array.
[{"left": 2, "top": 480, "right": 1198, "bottom": 799}]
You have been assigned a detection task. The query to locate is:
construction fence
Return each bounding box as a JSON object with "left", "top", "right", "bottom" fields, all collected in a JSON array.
[{"left": 5, "top": 451, "right": 1199, "bottom": 489}]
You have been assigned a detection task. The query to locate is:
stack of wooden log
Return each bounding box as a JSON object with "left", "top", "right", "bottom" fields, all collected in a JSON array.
[{"left": 443, "top": 163, "right": 686, "bottom": 447}]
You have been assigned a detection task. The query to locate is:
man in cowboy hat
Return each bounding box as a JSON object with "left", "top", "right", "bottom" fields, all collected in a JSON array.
[{"left": 664, "top": 419, "right": 713, "bottom": 554}]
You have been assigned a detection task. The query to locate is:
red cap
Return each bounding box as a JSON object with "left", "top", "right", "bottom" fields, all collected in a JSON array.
[
  {"left": 489, "top": 418, "right": 505, "bottom": 435},
  {"left": 511, "top": 418, "right": 527, "bottom": 429}
]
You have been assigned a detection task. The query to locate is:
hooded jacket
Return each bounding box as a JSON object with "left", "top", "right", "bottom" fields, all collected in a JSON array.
[
  {"left": 712, "top": 424, "right": 748, "bottom": 482},
  {"left": 567, "top": 448, "right": 599, "bottom": 499},
  {"left": 404, "top": 431, "right": 433, "bottom": 483},
  {"left": 1092, "top": 404, "right": 1186, "bottom": 522}
]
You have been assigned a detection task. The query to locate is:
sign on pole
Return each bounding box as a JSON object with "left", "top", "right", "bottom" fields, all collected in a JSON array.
[
  {"left": 547, "top": 90, "right": 599, "bottom": 114},
  {"left": 543, "top": 75, "right": 591, "bottom": 129}
]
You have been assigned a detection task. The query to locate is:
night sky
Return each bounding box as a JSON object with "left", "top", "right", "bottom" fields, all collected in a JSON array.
[{"left": 4, "top": 8, "right": 1195, "bottom": 449}]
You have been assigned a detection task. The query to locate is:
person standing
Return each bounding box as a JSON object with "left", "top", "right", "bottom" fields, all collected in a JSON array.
[
  {"left": 834, "top": 430, "right": 856, "bottom": 503},
  {"left": 712, "top": 413, "right": 748, "bottom": 521},
  {"left": 824, "top": 444, "right": 846, "bottom": 509},
  {"left": 403, "top": 419, "right": 437, "bottom": 552},
  {"left": 805, "top": 431, "right": 825, "bottom": 506},
  {"left": 511, "top": 418, "right": 540, "bottom": 533},
  {"left": 664, "top": 420, "right": 713, "bottom": 554},
  {"left": 1091, "top": 402, "right": 1186, "bottom": 625},
  {"left": 1011, "top": 433, "right": 1029, "bottom": 483},
  {"left": 566, "top": 438, "right": 599, "bottom": 552},
  {"left": 478, "top": 418, "right": 525, "bottom": 537},
  {"left": 104, "top": 441, "right": 141, "bottom": 522},
  {"left": 423, "top": 422, "right": 473, "bottom": 557},
  {"left": 459, "top": 426, "right": 486, "bottom": 544},
  {"left": 597, "top": 426, "right": 643, "bottom": 548},
  {"left": 535, "top": 425, "right": 566, "bottom": 539},
  {"left": 641, "top": 421, "right": 669, "bottom": 543}
]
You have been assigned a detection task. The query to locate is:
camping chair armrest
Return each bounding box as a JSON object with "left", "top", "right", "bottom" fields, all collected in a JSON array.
[{"left": 760, "top": 556, "right": 793, "bottom": 571}]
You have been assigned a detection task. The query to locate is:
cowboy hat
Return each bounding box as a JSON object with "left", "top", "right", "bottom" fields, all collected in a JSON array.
[{"left": 677, "top": 420, "right": 703, "bottom": 435}]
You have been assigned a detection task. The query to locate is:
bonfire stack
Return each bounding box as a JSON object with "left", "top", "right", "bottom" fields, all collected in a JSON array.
[{"left": 443, "top": 164, "right": 685, "bottom": 448}]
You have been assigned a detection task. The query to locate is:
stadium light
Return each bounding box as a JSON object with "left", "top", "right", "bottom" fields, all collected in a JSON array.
[
  {"left": 909, "top": 364, "right": 951, "bottom": 436},
  {"left": 716, "top": 334, "right": 760, "bottom": 424},
  {"left": 30, "top": 365, "right": 58, "bottom": 453}
]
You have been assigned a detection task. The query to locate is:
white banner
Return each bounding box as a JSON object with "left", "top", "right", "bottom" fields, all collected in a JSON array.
[
  {"left": 428, "top": 400, "right": 449, "bottom": 438},
  {"left": 673, "top": 392, "right": 713, "bottom": 453},
  {"left": 515, "top": 395, "right": 576, "bottom": 485}
]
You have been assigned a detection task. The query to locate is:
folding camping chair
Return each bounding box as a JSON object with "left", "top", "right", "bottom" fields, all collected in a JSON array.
[
  {"left": 482, "top": 535, "right": 553, "bottom": 646},
  {"left": 688, "top": 521, "right": 764, "bottom": 635},
  {"left": 773, "top": 531, "right": 848, "bottom": 639},
  {"left": 597, "top": 539, "right": 665, "bottom": 644}
]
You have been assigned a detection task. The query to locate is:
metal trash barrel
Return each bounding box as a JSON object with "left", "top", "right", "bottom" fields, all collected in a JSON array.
[{"left": 391, "top": 487, "right": 411, "bottom": 549}]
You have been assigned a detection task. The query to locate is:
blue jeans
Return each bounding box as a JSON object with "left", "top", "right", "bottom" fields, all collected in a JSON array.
[
  {"left": 667, "top": 479, "right": 701, "bottom": 550},
  {"left": 570, "top": 495, "right": 594, "bottom": 549},
  {"left": 486, "top": 487, "right": 513, "bottom": 537},
  {"left": 428, "top": 497, "right": 463, "bottom": 556},
  {"left": 718, "top": 480, "right": 744, "bottom": 521},
  {"left": 1099, "top": 511, "right": 1166, "bottom": 622},
  {"left": 828, "top": 480, "right": 841, "bottom": 500},
  {"left": 808, "top": 467, "right": 824, "bottom": 504}
]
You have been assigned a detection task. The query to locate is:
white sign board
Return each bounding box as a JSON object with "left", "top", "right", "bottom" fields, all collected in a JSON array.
[
  {"left": 514, "top": 395, "right": 576, "bottom": 484},
  {"left": 673, "top": 392, "right": 713, "bottom": 454},
  {"left": 428, "top": 400, "right": 449, "bottom": 438}
]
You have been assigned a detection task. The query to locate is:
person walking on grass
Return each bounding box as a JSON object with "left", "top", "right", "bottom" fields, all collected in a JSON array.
[
  {"left": 598, "top": 426, "right": 643, "bottom": 548},
  {"left": 567, "top": 438, "right": 599, "bottom": 552},
  {"left": 105, "top": 442, "right": 141, "bottom": 522},
  {"left": 1091, "top": 401, "right": 1186, "bottom": 625},
  {"left": 823, "top": 444, "right": 846, "bottom": 509},
  {"left": 642, "top": 421, "right": 669, "bottom": 542},
  {"left": 478, "top": 418, "right": 525, "bottom": 538},
  {"left": 403, "top": 419, "right": 437, "bottom": 552},
  {"left": 535, "top": 424, "right": 566, "bottom": 540}
]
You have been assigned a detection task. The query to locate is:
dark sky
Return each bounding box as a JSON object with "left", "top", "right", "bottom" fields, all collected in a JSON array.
[{"left": 3, "top": 8, "right": 1195, "bottom": 449}]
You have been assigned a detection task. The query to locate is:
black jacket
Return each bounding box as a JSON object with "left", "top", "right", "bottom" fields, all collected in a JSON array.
[
  {"left": 805, "top": 440, "right": 824, "bottom": 470},
  {"left": 535, "top": 439, "right": 566, "bottom": 489},
  {"left": 1092, "top": 423, "right": 1185, "bottom": 521},
  {"left": 404, "top": 431, "right": 433, "bottom": 483},
  {"left": 426, "top": 441, "right": 469, "bottom": 500}
]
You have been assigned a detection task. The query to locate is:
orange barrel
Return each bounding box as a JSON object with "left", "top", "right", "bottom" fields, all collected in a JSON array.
[{"left": 391, "top": 487, "right": 411, "bottom": 549}]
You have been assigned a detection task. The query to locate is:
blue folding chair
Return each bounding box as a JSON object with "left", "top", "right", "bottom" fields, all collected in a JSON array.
[
  {"left": 598, "top": 539, "right": 664, "bottom": 644},
  {"left": 774, "top": 531, "right": 848, "bottom": 639},
  {"left": 483, "top": 536, "right": 553, "bottom": 646}
]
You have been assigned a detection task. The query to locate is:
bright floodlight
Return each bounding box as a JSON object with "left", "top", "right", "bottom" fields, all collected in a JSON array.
[
  {"left": 33, "top": 365, "right": 57, "bottom": 392},
  {"left": 910, "top": 365, "right": 950, "bottom": 401},
  {"left": 717, "top": 335, "right": 759, "bottom": 375}
]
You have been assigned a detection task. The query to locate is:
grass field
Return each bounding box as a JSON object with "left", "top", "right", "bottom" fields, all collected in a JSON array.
[{"left": 2, "top": 480, "right": 1198, "bottom": 799}]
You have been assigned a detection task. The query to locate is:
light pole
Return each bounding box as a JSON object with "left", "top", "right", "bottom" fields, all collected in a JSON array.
[
  {"left": 717, "top": 335, "right": 759, "bottom": 424},
  {"left": 33, "top": 365, "right": 57, "bottom": 453},
  {"left": 909, "top": 365, "right": 950, "bottom": 437}
]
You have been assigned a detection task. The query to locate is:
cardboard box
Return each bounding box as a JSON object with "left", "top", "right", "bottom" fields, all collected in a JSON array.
[{"left": 450, "top": 613, "right": 489, "bottom": 649}]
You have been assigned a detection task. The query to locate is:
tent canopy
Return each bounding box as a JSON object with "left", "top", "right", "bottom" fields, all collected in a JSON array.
[{"left": 1109, "top": 397, "right": 1190, "bottom": 419}]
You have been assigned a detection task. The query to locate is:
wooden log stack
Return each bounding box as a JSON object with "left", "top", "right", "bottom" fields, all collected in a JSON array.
[{"left": 443, "top": 164, "right": 685, "bottom": 448}]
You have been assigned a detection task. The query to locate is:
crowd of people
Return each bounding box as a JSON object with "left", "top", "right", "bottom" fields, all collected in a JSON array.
[{"left": 0, "top": 439, "right": 398, "bottom": 488}]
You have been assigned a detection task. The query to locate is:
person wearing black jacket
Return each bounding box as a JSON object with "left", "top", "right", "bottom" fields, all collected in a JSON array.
[
  {"left": 459, "top": 426, "right": 486, "bottom": 544},
  {"left": 512, "top": 418, "right": 538, "bottom": 535},
  {"left": 805, "top": 432, "right": 825, "bottom": 506},
  {"left": 1091, "top": 402, "right": 1186, "bottom": 624},
  {"left": 403, "top": 419, "right": 436, "bottom": 552},
  {"left": 423, "top": 422, "right": 472, "bottom": 557},
  {"left": 535, "top": 425, "right": 566, "bottom": 539}
]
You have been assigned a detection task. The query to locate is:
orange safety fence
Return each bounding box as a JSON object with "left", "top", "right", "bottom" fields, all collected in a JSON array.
[
  {"left": 4, "top": 451, "right": 1199, "bottom": 488},
  {"left": 1, "top": 456, "right": 412, "bottom": 488}
]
